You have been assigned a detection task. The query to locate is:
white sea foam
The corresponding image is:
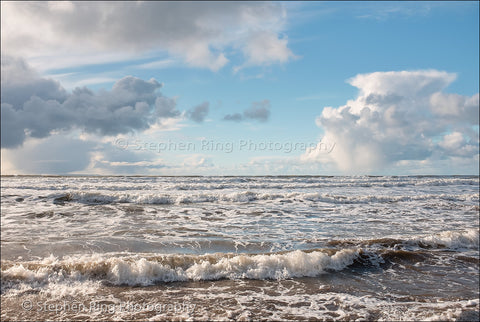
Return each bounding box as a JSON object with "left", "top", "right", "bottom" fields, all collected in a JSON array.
[
  {"left": 413, "top": 228, "right": 479, "bottom": 249},
  {"left": 38, "top": 190, "right": 478, "bottom": 206},
  {"left": 3, "top": 228, "right": 477, "bottom": 289},
  {"left": 2, "top": 249, "right": 362, "bottom": 287},
  {"left": 1, "top": 175, "right": 478, "bottom": 321},
  {"left": 2, "top": 175, "right": 477, "bottom": 192}
]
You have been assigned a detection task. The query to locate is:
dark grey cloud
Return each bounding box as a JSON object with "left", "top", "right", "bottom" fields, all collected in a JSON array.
[
  {"left": 244, "top": 100, "right": 271, "bottom": 122},
  {"left": 1, "top": 57, "right": 181, "bottom": 148},
  {"left": 223, "top": 113, "right": 244, "bottom": 122},
  {"left": 187, "top": 102, "right": 209, "bottom": 123},
  {"left": 223, "top": 100, "right": 271, "bottom": 122},
  {"left": 1, "top": 56, "right": 68, "bottom": 108},
  {"left": 1, "top": 103, "right": 26, "bottom": 148}
]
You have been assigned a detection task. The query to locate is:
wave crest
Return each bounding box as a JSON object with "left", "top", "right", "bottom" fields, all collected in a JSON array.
[
  {"left": 2, "top": 249, "right": 361, "bottom": 286},
  {"left": 46, "top": 191, "right": 479, "bottom": 205}
]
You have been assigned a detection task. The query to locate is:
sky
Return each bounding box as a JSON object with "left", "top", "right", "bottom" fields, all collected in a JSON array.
[{"left": 1, "top": 1, "right": 479, "bottom": 175}]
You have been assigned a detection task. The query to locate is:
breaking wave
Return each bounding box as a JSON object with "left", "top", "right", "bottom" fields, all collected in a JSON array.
[
  {"left": 2, "top": 229, "right": 477, "bottom": 288},
  {"left": 328, "top": 228, "right": 479, "bottom": 250},
  {"left": 44, "top": 191, "right": 479, "bottom": 205}
]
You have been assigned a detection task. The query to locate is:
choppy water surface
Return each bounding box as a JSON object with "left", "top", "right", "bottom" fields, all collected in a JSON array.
[{"left": 1, "top": 175, "right": 479, "bottom": 321}]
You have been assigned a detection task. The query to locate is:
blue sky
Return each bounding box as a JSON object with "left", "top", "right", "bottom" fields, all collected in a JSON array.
[{"left": 1, "top": 1, "right": 479, "bottom": 175}]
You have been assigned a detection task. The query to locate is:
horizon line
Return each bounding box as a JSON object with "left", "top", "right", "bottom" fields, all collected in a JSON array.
[{"left": 1, "top": 174, "right": 477, "bottom": 178}]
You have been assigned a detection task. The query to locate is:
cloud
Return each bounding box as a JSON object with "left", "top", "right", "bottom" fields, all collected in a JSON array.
[
  {"left": 234, "top": 31, "right": 297, "bottom": 72},
  {"left": 86, "top": 142, "right": 169, "bottom": 175},
  {"left": 2, "top": 135, "right": 95, "bottom": 174},
  {"left": 187, "top": 102, "right": 209, "bottom": 123},
  {"left": 1, "top": 57, "right": 181, "bottom": 148},
  {"left": 429, "top": 92, "right": 479, "bottom": 124},
  {"left": 244, "top": 100, "right": 271, "bottom": 122},
  {"left": 2, "top": 2, "right": 295, "bottom": 71},
  {"left": 70, "top": 77, "right": 119, "bottom": 88},
  {"left": 181, "top": 154, "right": 214, "bottom": 168},
  {"left": 351, "top": 2, "right": 474, "bottom": 21},
  {"left": 1, "top": 56, "right": 68, "bottom": 108},
  {"left": 135, "top": 59, "right": 176, "bottom": 70},
  {"left": 302, "top": 70, "right": 479, "bottom": 173},
  {"left": 223, "top": 113, "right": 244, "bottom": 122},
  {"left": 224, "top": 100, "right": 271, "bottom": 122},
  {"left": 3, "top": 133, "right": 172, "bottom": 175},
  {"left": 355, "top": 2, "right": 433, "bottom": 20}
]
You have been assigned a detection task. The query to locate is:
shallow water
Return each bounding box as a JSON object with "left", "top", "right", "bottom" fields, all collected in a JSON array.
[{"left": 1, "top": 175, "right": 479, "bottom": 320}]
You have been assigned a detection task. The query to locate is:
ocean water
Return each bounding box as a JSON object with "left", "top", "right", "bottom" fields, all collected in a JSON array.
[{"left": 1, "top": 175, "right": 479, "bottom": 321}]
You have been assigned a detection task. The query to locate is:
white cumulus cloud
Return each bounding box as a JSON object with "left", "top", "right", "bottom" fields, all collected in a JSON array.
[{"left": 302, "top": 70, "right": 479, "bottom": 173}]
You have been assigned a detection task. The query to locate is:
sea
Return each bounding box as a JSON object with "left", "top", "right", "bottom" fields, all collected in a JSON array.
[{"left": 1, "top": 175, "right": 479, "bottom": 321}]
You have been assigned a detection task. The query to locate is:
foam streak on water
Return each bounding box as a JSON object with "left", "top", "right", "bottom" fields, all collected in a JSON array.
[{"left": 1, "top": 175, "right": 479, "bottom": 321}]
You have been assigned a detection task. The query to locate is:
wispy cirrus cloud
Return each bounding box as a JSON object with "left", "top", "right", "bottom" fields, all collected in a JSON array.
[{"left": 134, "top": 59, "right": 176, "bottom": 70}]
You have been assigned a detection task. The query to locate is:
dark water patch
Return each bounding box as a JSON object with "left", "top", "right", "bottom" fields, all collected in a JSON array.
[
  {"left": 456, "top": 310, "right": 480, "bottom": 321},
  {"left": 24, "top": 211, "right": 75, "bottom": 219},
  {"left": 53, "top": 193, "right": 73, "bottom": 205},
  {"left": 455, "top": 255, "right": 480, "bottom": 265},
  {"left": 380, "top": 249, "right": 428, "bottom": 263}
]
